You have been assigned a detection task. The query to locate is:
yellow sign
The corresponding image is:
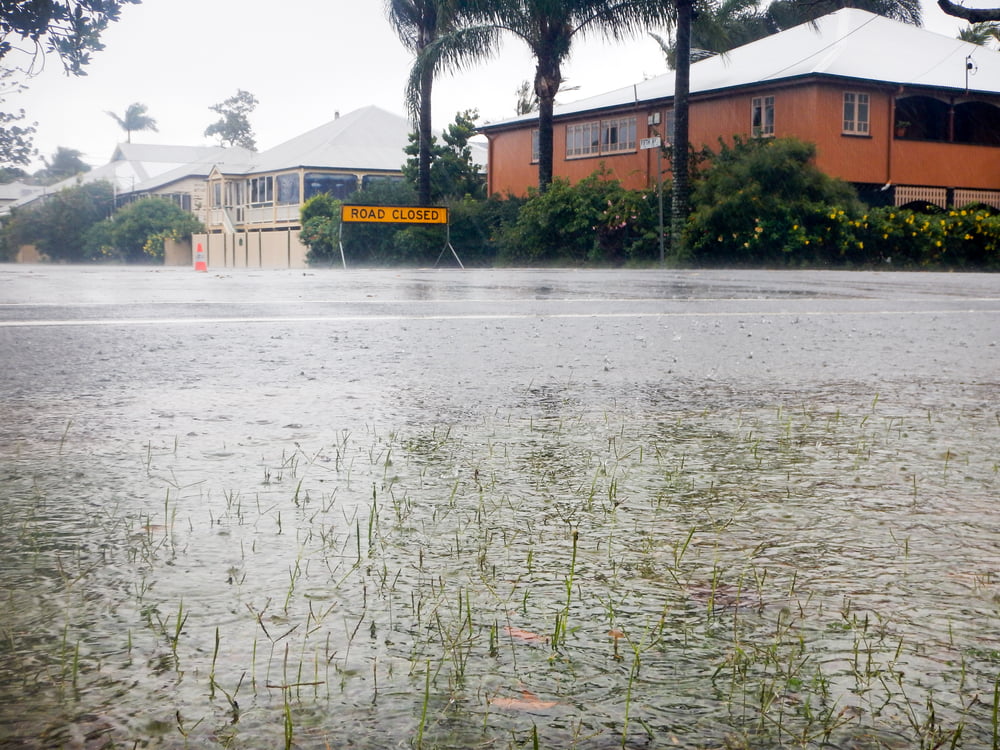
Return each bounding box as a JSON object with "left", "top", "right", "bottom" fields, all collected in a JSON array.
[{"left": 340, "top": 205, "right": 449, "bottom": 224}]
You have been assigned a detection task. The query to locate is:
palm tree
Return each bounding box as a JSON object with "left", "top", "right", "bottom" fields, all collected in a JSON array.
[
  {"left": 765, "top": 0, "right": 921, "bottom": 30},
  {"left": 671, "top": 0, "right": 694, "bottom": 260},
  {"left": 666, "top": 0, "right": 922, "bottom": 260},
  {"left": 958, "top": 21, "right": 1000, "bottom": 45},
  {"left": 651, "top": 0, "right": 769, "bottom": 68},
  {"left": 387, "top": 0, "right": 467, "bottom": 206},
  {"left": 106, "top": 102, "right": 158, "bottom": 144},
  {"left": 432, "top": 0, "right": 674, "bottom": 192}
]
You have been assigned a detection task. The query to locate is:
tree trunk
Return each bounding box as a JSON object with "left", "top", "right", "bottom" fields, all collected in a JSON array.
[
  {"left": 670, "top": 0, "right": 693, "bottom": 262},
  {"left": 535, "top": 57, "right": 561, "bottom": 192},
  {"left": 937, "top": 0, "right": 1000, "bottom": 22},
  {"left": 418, "top": 65, "right": 435, "bottom": 206}
]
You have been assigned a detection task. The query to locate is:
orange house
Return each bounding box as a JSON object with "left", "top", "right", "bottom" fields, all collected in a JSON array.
[{"left": 481, "top": 9, "right": 1000, "bottom": 209}]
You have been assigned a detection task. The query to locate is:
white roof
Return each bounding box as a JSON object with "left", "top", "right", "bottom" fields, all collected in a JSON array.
[
  {"left": 490, "top": 9, "right": 1000, "bottom": 126},
  {"left": 0, "top": 180, "right": 44, "bottom": 204},
  {"left": 131, "top": 145, "right": 255, "bottom": 192},
  {"left": 6, "top": 143, "right": 255, "bottom": 210},
  {"left": 243, "top": 105, "right": 412, "bottom": 174}
]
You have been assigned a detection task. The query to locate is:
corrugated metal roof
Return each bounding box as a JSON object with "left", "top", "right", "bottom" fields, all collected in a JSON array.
[
  {"left": 131, "top": 146, "right": 255, "bottom": 192},
  {"left": 486, "top": 9, "right": 1000, "bottom": 127},
  {"left": 244, "top": 105, "right": 412, "bottom": 174}
]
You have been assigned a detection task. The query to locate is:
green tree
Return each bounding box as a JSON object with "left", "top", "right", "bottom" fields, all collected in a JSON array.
[
  {"left": 765, "top": 0, "right": 921, "bottom": 30},
  {"left": 0, "top": 70, "right": 36, "bottom": 166},
  {"left": 106, "top": 102, "right": 158, "bottom": 143},
  {"left": 958, "top": 21, "right": 1000, "bottom": 45},
  {"left": 3, "top": 181, "right": 114, "bottom": 261},
  {"left": 515, "top": 80, "right": 538, "bottom": 115},
  {"left": 651, "top": 0, "right": 769, "bottom": 68},
  {"left": 85, "top": 196, "right": 203, "bottom": 262},
  {"left": 402, "top": 109, "right": 486, "bottom": 201},
  {"left": 204, "top": 90, "right": 258, "bottom": 150},
  {"left": 432, "top": 0, "right": 674, "bottom": 192},
  {"left": 35, "top": 146, "right": 90, "bottom": 182},
  {"left": 387, "top": 0, "right": 474, "bottom": 206},
  {"left": 0, "top": 165, "right": 27, "bottom": 183},
  {"left": 1, "top": 0, "right": 138, "bottom": 164}
]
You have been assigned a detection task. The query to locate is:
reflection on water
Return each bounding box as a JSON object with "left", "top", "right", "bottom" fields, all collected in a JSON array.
[{"left": 1, "top": 382, "right": 997, "bottom": 749}]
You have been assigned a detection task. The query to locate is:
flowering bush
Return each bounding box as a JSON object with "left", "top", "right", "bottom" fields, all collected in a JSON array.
[
  {"left": 853, "top": 207, "right": 1000, "bottom": 268},
  {"left": 682, "top": 137, "right": 1000, "bottom": 268},
  {"left": 685, "top": 137, "right": 863, "bottom": 265}
]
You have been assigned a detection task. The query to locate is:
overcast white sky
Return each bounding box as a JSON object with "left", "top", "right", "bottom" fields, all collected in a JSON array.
[{"left": 5, "top": 0, "right": 978, "bottom": 171}]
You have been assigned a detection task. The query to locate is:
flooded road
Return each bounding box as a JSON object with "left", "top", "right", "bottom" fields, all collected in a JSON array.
[{"left": 1, "top": 266, "right": 998, "bottom": 749}]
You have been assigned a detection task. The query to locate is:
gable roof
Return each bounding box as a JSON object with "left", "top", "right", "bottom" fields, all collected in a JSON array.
[
  {"left": 108, "top": 143, "right": 233, "bottom": 183},
  {"left": 486, "top": 9, "right": 1000, "bottom": 127},
  {"left": 131, "top": 145, "right": 255, "bottom": 193},
  {"left": 0, "top": 181, "right": 44, "bottom": 204},
  {"left": 243, "top": 105, "right": 411, "bottom": 174},
  {"left": 5, "top": 143, "right": 254, "bottom": 211}
]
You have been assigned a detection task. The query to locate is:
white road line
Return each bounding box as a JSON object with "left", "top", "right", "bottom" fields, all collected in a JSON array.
[{"left": 0, "top": 309, "right": 997, "bottom": 327}]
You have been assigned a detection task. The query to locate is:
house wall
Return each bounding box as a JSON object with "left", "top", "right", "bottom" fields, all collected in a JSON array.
[{"left": 486, "top": 80, "right": 1000, "bottom": 202}]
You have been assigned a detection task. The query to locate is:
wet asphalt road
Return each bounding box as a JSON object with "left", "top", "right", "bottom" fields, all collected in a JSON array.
[{"left": 1, "top": 265, "right": 998, "bottom": 451}]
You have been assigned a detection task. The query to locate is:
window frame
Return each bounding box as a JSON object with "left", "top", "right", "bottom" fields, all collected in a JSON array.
[
  {"left": 565, "top": 116, "right": 637, "bottom": 159},
  {"left": 751, "top": 95, "right": 775, "bottom": 138},
  {"left": 842, "top": 91, "right": 870, "bottom": 136}
]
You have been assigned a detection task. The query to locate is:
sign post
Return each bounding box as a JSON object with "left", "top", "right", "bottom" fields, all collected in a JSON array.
[
  {"left": 640, "top": 136, "right": 665, "bottom": 265},
  {"left": 338, "top": 204, "right": 462, "bottom": 268}
]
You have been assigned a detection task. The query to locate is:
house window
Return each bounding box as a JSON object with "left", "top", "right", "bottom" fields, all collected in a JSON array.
[
  {"left": 664, "top": 109, "right": 675, "bottom": 145},
  {"left": 602, "top": 117, "right": 636, "bottom": 153},
  {"left": 751, "top": 96, "right": 775, "bottom": 137},
  {"left": 249, "top": 176, "right": 273, "bottom": 205},
  {"left": 304, "top": 173, "right": 358, "bottom": 201},
  {"left": 843, "top": 92, "right": 870, "bottom": 135},
  {"left": 566, "top": 121, "right": 601, "bottom": 157},
  {"left": 531, "top": 129, "right": 539, "bottom": 163},
  {"left": 566, "top": 116, "right": 637, "bottom": 158},
  {"left": 276, "top": 173, "right": 299, "bottom": 205}
]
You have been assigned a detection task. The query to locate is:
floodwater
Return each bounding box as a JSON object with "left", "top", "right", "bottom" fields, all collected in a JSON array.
[{"left": 0, "top": 265, "right": 998, "bottom": 749}]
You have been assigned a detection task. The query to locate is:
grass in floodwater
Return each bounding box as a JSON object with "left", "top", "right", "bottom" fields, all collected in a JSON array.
[{"left": 0, "top": 395, "right": 999, "bottom": 749}]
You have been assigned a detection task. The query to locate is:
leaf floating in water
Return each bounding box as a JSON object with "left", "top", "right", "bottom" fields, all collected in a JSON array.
[
  {"left": 490, "top": 689, "right": 558, "bottom": 711},
  {"left": 502, "top": 625, "right": 549, "bottom": 643}
]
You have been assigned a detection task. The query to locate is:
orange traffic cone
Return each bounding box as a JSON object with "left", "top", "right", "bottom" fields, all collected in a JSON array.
[{"left": 194, "top": 243, "right": 208, "bottom": 272}]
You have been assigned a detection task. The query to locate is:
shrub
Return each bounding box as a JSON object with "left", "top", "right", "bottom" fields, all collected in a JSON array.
[
  {"left": 495, "top": 169, "right": 660, "bottom": 265},
  {"left": 84, "top": 197, "right": 204, "bottom": 262},
  {"left": 853, "top": 206, "right": 1000, "bottom": 268},
  {"left": 3, "top": 181, "right": 114, "bottom": 262},
  {"left": 685, "top": 137, "right": 863, "bottom": 265}
]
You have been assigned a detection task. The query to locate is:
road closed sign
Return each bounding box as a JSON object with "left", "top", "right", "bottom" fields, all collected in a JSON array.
[{"left": 341, "top": 205, "right": 449, "bottom": 224}]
